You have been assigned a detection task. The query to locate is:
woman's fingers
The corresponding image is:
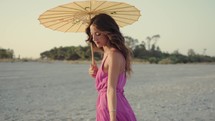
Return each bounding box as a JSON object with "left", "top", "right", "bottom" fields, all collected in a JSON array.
[{"left": 89, "top": 64, "right": 98, "bottom": 78}]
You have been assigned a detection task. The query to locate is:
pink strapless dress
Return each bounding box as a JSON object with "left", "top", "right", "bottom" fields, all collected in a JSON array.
[{"left": 95, "top": 56, "right": 137, "bottom": 121}]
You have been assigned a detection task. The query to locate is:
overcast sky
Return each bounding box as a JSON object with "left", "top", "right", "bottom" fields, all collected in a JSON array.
[{"left": 0, "top": 0, "right": 215, "bottom": 58}]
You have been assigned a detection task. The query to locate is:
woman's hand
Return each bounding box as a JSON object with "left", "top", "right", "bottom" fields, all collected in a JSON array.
[{"left": 89, "top": 62, "right": 98, "bottom": 78}]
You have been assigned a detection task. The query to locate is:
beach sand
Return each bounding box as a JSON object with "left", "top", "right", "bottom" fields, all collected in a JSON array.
[{"left": 0, "top": 62, "right": 215, "bottom": 121}]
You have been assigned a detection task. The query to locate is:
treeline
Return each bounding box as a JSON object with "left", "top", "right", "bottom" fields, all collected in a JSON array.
[
  {"left": 0, "top": 48, "right": 14, "bottom": 59},
  {"left": 125, "top": 35, "right": 215, "bottom": 63},
  {"left": 41, "top": 46, "right": 92, "bottom": 60},
  {"left": 40, "top": 35, "right": 215, "bottom": 64}
]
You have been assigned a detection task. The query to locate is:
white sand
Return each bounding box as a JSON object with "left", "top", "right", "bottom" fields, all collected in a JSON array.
[{"left": 0, "top": 62, "right": 215, "bottom": 121}]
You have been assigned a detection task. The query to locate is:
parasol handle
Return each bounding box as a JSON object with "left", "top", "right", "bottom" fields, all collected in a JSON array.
[{"left": 90, "top": 43, "right": 95, "bottom": 65}]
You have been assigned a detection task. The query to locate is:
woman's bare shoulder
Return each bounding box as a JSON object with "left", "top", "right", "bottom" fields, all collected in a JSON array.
[{"left": 108, "top": 49, "right": 124, "bottom": 61}]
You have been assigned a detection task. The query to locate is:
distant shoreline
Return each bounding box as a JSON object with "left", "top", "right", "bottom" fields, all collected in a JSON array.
[{"left": 1, "top": 58, "right": 215, "bottom": 65}]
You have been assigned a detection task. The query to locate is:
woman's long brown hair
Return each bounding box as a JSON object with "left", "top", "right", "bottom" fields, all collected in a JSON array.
[{"left": 86, "top": 13, "right": 132, "bottom": 76}]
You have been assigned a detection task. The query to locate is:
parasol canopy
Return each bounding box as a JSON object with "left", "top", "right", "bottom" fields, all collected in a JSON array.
[{"left": 38, "top": 0, "right": 141, "bottom": 32}]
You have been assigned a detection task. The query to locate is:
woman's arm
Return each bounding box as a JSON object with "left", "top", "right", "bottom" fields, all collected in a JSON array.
[{"left": 107, "top": 52, "right": 122, "bottom": 121}]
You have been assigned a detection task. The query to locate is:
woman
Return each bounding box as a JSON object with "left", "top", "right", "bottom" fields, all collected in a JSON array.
[{"left": 86, "top": 13, "right": 137, "bottom": 121}]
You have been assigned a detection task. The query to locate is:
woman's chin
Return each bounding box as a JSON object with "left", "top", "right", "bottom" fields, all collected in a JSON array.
[{"left": 96, "top": 44, "right": 102, "bottom": 48}]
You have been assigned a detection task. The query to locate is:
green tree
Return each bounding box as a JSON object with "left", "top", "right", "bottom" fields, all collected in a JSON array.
[
  {"left": 187, "top": 49, "right": 196, "bottom": 56},
  {"left": 0, "top": 48, "right": 14, "bottom": 59},
  {"left": 145, "top": 34, "right": 160, "bottom": 51},
  {"left": 124, "top": 36, "right": 139, "bottom": 50}
]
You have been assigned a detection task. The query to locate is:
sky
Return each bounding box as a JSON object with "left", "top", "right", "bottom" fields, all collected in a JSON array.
[{"left": 0, "top": 0, "right": 215, "bottom": 58}]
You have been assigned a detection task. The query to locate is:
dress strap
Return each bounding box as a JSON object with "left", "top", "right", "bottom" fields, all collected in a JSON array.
[
  {"left": 101, "top": 54, "right": 108, "bottom": 65},
  {"left": 101, "top": 54, "right": 108, "bottom": 72}
]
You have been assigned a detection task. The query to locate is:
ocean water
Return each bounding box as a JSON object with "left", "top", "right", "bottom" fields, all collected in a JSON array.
[{"left": 0, "top": 62, "right": 215, "bottom": 121}]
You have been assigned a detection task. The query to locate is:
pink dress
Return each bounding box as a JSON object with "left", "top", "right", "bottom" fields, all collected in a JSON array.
[{"left": 95, "top": 55, "right": 137, "bottom": 121}]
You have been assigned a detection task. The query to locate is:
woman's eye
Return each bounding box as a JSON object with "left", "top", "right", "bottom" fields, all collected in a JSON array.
[{"left": 95, "top": 32, "right": 101, "bottom": 36}]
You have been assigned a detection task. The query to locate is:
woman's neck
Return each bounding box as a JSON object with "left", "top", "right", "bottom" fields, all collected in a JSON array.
[{"left": 103, "top": 46, "right": 111, "bottom": 54}]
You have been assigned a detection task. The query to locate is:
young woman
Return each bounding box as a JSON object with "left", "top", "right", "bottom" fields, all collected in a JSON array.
[{"left": 86, "top": 13, "right": 137, "bottom": 121}]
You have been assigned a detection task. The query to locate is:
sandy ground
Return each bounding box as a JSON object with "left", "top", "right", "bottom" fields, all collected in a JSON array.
[{"left": 0, "top": 62, "right": 215, "bottom": 121}]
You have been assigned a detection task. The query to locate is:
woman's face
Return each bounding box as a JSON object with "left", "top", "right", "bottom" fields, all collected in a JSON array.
[{"left": 90, "top": 25, "right": 109, "bottom": 48}]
